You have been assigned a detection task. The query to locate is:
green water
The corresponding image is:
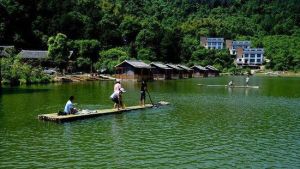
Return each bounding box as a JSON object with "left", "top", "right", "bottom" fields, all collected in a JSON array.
[{"left": 0, "top": 76, "right": 299, "bottom": 168}]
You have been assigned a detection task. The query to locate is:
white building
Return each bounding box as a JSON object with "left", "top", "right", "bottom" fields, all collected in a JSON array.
[
  {"left": 200, "top": 37, "right": 224, "bottom": 49},
  {"left": 236, "top": 48, "right": 264, "bottom": 67},
  {"left": 226, "top": 40, "right": 251, "bottom": 55}
]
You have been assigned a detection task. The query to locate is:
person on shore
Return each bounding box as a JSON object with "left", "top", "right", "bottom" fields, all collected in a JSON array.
[
  {"left": 114, "top": 79, "right": 122, "bottom": 92},
  {"left": 246, "top": 75, "right": 250, "bottom": 86},
  {"left": 63, "top": 96, "right": 78, "bottom": 115},
  {"left": 140, "top": 80, "right": 147, "bottom": 106},
  {"left": 228, "top": 80, "right": 234, "bottom": 87},
  {"left": 110, "top": 88, "right": 126, "bottom": 110}
]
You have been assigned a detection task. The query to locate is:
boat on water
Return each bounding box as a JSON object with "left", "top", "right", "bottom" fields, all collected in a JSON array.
[{"left": 38, "top": 101, "right": 169, "bottom": 123}]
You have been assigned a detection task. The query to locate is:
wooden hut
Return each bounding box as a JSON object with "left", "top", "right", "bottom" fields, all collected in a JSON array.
[
  {"left": 166, "top": 64, "right": 183, "bottom": 79},
  {"left": 177, "top": 65, "right": 193, "bottom": 78},
  {"left": 150, "top": 62, "right": 172, "bottom": 80},
  {"left": 205, "top": 65, "right": 220, "bottom": 77},
  {"left": 115, "top": 60, "right": 153, "bottom": 81},
  {"left": 191, "top": 65, "right": 208, "bottom": 77}
]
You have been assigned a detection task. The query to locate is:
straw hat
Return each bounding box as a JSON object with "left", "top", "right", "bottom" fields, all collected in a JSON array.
[{"left": 120, "top": 88, "right": 126, "bottom": 93}]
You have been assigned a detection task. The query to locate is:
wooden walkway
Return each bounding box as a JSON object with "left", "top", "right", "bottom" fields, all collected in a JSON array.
[{"left": 38, "top": 101, "right": 169, "bottom": 123}]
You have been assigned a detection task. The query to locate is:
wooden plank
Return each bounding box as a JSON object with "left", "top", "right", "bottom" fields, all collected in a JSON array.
[
  {"left": 206, "top": 85, "right": 227, "bottom": 87},
  {"left": 231, "top": 85, "right": 259, "bottom": 89},
  {"left": 38, "top": 101, "right": 169, "bottom": 123},
  {"left": 204, "top": 84, "right": 259, "bottom": 89}
]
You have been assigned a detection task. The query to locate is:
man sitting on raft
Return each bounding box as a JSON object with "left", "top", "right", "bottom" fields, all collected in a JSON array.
[
  {"left": 110, "top": 88, "right": 126, "bottom": 110},
  {"left": 62, "top": 96, "right": 78, "bottom": 115}
]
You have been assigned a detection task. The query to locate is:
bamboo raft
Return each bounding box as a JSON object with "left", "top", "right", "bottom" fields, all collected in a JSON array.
[
  {"left": 205, "top": 84, "right": 259, "bottom": 89},
  {"left": 38, "top": 101, "right": 169, "bottom": 123}
]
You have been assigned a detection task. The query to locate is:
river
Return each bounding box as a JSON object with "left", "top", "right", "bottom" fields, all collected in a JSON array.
[{"left": 0, "top": 76, "right": 299, "bottom": 168}]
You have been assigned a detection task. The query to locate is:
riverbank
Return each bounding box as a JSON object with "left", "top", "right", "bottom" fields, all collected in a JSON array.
[
  {"left": 221, "top": 70, "right": 300, "bottom": 77},
  {"left": 255, "top": 71, "right": 300, "bottom": 77},
  {"left": 53, "top": 74, "right": 116, "bottom": 82}
]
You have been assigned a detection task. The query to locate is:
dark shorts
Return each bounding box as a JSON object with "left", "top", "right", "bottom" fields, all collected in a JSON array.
[
  {"left": 112, "top": 97, "right": 123, "bottom": 105},
  {"left": 140, "top": 91, "right": 146, "bottom": 101},
  {"left": 112, "top": 97, "right": 119, "bottom": 104}
]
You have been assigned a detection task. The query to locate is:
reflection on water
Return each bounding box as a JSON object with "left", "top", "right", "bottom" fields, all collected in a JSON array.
[{"left": 0, "top": 76, "right": 299, "bottom": 168}]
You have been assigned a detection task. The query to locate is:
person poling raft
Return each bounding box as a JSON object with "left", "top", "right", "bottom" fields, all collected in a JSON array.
[{"left": 140, "top": 80, "right": 147, "bottom": 106}]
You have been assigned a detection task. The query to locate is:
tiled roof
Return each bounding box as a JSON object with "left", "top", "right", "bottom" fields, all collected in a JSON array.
[
  {"left": 0, "top": 46, "right": 14, "bottom": 56},
  {"left": 115, "top": 60, "right": 151, "bottom": 69},
  {"left": 177, "top": 65, "right": 192, "bottom": 71},
  {"left": 19, "top": 50, "right": 74, "bottom": 59},
  {"left": 191, "top": 65, "right": 207, "bottom": 71},
  {"left": 205, "top": 65, "right": 219, "bottom": 71},
  {"left": 19, "top": 50, "right": 48, "bottom": 59},
  {"left": 150, "top": 62, "right": 172, "bottom": 70},
  {"left": 166, "top": 64, "right": 183, "bottom": 70}
]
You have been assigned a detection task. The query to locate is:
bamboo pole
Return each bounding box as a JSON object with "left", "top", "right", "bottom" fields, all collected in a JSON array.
[{"left": 0, "top": 48, "right": 2, "bottom": 90}]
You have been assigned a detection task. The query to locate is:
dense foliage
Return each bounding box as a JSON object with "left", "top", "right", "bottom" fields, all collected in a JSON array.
[
  {"left": 0, "top": 49, "right": 52, "bottom": 85},
  {"left": 0, "top": 0, "right": 299, "bottom": 71},
  {"left": 47, "top": 33, "right": 70, "bottom": 71},
  {"left": 95, "top": 47, "right": 129, "bottom": 73}
]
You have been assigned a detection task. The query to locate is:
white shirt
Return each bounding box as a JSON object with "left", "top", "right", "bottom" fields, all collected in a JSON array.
[
  {"left": 110, "top": 91, "right": 120, "bottom": 99},
  {"left": 64, "top": 100, "right": 73, "bottom": 113},
  {"left": 246, "top": 77, "right": 250, "bottom": 83},
  {"left": 114, "top": 83, "right": 121, "bottom": 92}
]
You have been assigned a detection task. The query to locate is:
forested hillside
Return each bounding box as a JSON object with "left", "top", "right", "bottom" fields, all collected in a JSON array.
[{"left": 0, "top": 0, "right": 299, "bottom": 71}]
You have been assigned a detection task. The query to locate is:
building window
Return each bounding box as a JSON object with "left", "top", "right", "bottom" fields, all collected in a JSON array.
[
  {"left": 257, "top": 54, "right": 261, "bottom": 58},
  {"left": 212, "top": 42, "right": 216, "bottom": 45},
  {"left": 239, "top": 59, "right": 242, "bottom": 61},
  {"left": 250, "top": 59, "right": 255, "bottom": 62},
  {"left": 250, "top": 54, "right": 255, "bottom": 58},
  {"left": 245, "top": 54, "right": 249, "bottom": 58},
  {"left": 257, "top": 59, "right": 261, "bottom": 62}
]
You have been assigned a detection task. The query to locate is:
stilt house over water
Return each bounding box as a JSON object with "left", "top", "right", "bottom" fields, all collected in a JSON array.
[
  {"left": 150, "top": 62, "right": 172, "bottom": 80},
  {"left": 205, "top": 65, "right": 220, "bottom": 77},
  {"left": 177, "top": 65, "right": 193, "bottom": 78},
  {"left": 165, "top": 64, "right": 183, "bottom": 79},
  {"left": 115, "top": 60, "right": 153, "bottom": 81},
  {"left": 191, "top": 65, "right": 208, "bottom": 77}
]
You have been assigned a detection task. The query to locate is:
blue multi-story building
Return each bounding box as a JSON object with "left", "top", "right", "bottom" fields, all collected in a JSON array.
[
  {"left": 236, "top": 48, "right": 264, "bottom": 66},
  {"left": 200, "top": 37, "right": 224, "bottom": 49},
  {"left": 226, "top": 40, "right": 251, "bottom": 55}
]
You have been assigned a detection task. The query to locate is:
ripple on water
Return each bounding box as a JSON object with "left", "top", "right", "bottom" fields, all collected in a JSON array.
[{"left": 1, "top": 78, "right": 300, "bottom": 168}]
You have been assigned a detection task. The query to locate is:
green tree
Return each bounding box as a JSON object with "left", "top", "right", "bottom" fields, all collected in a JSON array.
[
  {"left": 96, "top": 47, "right": 130, "bottom": 73},
  {"left": 47, "top": 33, "right": 70, "bottom": 72},
  {"left": 137, "top": 48, "right": 155, "bottom": 61},
  {"left": 72, "top": 39, "right": 101, "bottom": 72}
]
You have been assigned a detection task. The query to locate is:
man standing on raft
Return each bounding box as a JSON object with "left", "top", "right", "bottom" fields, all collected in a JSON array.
[
  {"left": 110, "top": 88, "right": 126, "bottom": 110},
  {"left": 114, "top": 79, "right": 122, "bottom": 92},
  {"left": 140, "top": 80, "right": 147, "bottom": 106}
]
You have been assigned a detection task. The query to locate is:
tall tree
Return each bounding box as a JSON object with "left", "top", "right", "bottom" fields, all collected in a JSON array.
[{"left": 47, "top": 33, "right": 70, "bottom": 72}]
